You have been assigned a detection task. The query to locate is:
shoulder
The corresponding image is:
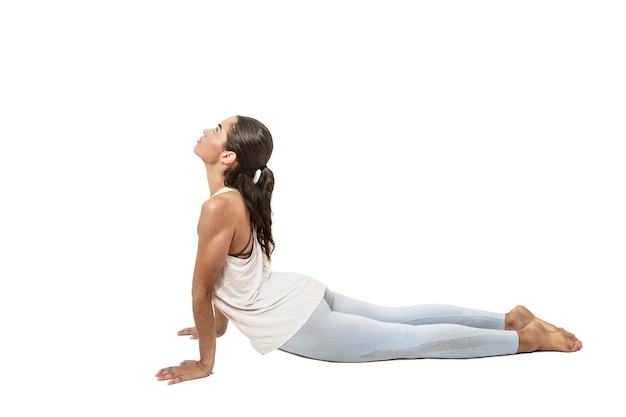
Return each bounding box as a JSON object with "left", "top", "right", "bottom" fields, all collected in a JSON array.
[
  {"left": 201, "top": 194, "right": 230, "bottom": 215},
  {"left": 202, "top": 190, "right": 243, "bottom": 214},
  {"left": 198, "top": 195, "right": 238, "bottom": 232}
]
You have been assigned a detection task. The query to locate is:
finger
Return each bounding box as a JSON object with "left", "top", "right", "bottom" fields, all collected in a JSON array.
[
  {"left": 177, "top": 328, "right": 193, "bottom": 335},
  {"left": 155, "top": 366, "right": 171, "bottom": 377},
  {"left": 167, "top": 369, "right": 198, "bottom": 385},
  {"left": 168, "top": 376, "right": 183, "bottom": 385},
  {"left": 157, "top": 373, "right": 173, "bottom": 381},
  {"left": 156, "top": 366, "right": 180, "bottom": 380}
]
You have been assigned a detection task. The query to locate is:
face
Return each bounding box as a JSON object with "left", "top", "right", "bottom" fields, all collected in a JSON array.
[{"left": 194, "top": 116, "right": 238, "bottom": 164}]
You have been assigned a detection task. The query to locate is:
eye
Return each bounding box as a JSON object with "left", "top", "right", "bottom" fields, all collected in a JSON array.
[{"left": 214, "top": 127, "right": 219, "bottom": 134}]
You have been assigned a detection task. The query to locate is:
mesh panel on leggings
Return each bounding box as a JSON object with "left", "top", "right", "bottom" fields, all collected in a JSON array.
[{"left": 359, "top": 335, "right": 497, "bottom": 360}]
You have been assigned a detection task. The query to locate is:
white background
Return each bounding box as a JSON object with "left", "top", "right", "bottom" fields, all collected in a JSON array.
[{"left": 1, "top": 1, "right": 624, "bottom": 415}]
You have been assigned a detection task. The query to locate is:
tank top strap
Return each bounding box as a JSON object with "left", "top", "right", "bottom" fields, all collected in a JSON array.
[{"left": 212, "top": 187, "right": 239, "bottom": 198}]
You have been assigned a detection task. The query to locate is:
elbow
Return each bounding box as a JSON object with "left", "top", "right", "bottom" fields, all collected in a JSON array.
[
  {"left": 216, "top": 320, "right": 228, "bottom": 338},
  {"left": 192, "top": 287, "right": 213, "bottom": 302},
  {"left": 214, "top": 306, "right": 229, "bottom": 337},
  {"left": 192, "top": 290, "right": 213, "bottom": 313}
]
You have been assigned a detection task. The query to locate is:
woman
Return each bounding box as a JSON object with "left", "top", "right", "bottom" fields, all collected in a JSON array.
[{"left": 155, "top": 116, "right": 582, "bottom": 385}]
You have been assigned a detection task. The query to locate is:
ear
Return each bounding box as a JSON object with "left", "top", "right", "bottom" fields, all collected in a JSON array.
[{"left": 222, "top": 150, "right": 237, "bottom": 165}]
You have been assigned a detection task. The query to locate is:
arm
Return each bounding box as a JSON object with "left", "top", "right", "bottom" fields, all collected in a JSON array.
[
  {"left": 156, "top": 198, "right": 234, "bottom": 384},
  {"left": 214, "top": 304, "right": 229, "bottom": 337},
  {"left": 192, "top": 198, "right": 234, "bottom": 373}
]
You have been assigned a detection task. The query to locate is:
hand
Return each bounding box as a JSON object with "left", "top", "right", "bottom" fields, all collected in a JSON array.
[
  {"left": 155, "top": 360, "right": 213, "bottom": 385},
  {"left": 178, "top": 326, "right": 198, "bottom": 339}
]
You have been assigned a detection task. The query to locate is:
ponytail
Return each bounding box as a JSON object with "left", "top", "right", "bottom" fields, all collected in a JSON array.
[{"left": 224, "top": 116, "right": 275, "bottom": 259}]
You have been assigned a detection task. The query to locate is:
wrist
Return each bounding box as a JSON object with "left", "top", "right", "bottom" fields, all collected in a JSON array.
[{"left": 196, "top": 361, "right": 213, "bottom": 376}]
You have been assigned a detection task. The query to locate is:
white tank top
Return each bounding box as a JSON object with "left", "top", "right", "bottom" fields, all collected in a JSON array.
[{"left": 210, "top": 187, "right": 325, "bottom": 354}]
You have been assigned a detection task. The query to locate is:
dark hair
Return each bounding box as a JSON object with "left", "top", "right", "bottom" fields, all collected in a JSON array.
[{"left": 224, "top": 116, "right": 275, "bottom": 259}]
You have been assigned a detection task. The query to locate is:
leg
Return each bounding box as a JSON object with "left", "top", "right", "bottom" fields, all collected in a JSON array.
[
  {"left": 330, "top": 290, "right": 582, "bottom": 352},
  {"left": 280, "top": 297, "right": 519, "bottom": 363},
  {"left": 328, "top": 289, "right": 506, "bottom": 330}
]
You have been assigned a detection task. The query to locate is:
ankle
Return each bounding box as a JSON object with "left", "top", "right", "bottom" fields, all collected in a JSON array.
[{"left": 516, "top": 328, "right": 538, "bottom": 353}]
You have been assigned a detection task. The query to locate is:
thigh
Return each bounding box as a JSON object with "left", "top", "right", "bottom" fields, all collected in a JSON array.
[
  {"left": 330, "top": 290, "right": 505, "bottom": 329},
  {"left": 280, "top": 298, "right": 407, "bottom": 362}
]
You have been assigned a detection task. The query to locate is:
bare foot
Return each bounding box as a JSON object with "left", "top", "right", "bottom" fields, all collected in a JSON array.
[
  {"left": 506, "top": 305, "right": 562, "bottom": 333},
  {"left": 506, "top": 305, "right": 534, "bottom": 330},
  {"left": 517, "top": 319, "right": 583, "bottom": 353}
]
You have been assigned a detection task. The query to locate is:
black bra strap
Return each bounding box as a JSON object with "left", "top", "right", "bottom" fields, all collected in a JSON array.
[{"left": 228, "top": 227, "right": 254, "bottom": 258}]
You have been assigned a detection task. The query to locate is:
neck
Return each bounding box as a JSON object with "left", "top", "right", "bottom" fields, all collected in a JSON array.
[{"left": 205, "top": 162, "right": 227, "bottom": 197}]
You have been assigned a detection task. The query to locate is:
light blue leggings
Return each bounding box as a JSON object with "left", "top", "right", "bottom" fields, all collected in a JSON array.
[{"left": 279, "top": 288, "right": 519, "bottom": 362}]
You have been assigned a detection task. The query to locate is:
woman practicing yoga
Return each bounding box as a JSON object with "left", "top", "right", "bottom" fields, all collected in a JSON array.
[{"left": 156, "top": 115, "right": 582, "bottom": 385}]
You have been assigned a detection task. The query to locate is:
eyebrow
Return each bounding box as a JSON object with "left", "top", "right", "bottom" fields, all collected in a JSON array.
[{"left": 217, "top": 123, "right": 222, "bottom": 131}]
